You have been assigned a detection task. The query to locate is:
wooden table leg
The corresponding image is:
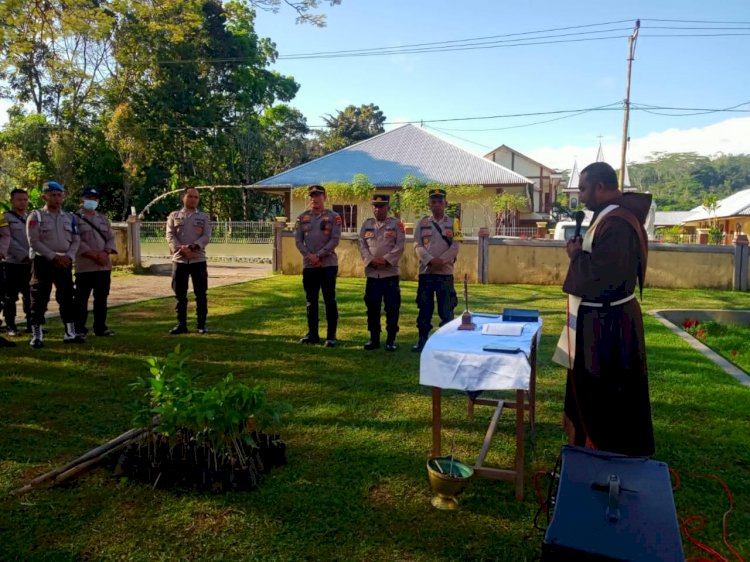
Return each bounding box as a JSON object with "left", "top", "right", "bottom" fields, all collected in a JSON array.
[
  {"left": 515, "top": 389, "right": 525, "bottom": 501},
  {"left": 528, "top": 339, "right": 537, "bottom": 431},
  {"left": 432, "top": 387, "right": 441, "bottom": 458}
]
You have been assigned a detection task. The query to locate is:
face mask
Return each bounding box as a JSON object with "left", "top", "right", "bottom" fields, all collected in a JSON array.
[{"left": 83, "top": 199, "right": 99, "bottom": 211}]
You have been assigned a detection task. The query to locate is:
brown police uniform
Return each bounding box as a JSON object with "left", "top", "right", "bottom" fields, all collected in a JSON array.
[
  {"left": 413, "top": 192, "right": 460, "bottom": 348},
  {"left": 27, "top": 208, "right": 81, "bottom": 328},
  {"left": 358, "top": 198, "right": 405, "bottom": 348},
  {"left": 2, "top": 209, "right": 31, "bottom": 333},
  {"left": 294, "top": 189, "right": 341, "bottom": 343},
  {"left": 166, "top": 208, "right": 212, "bottom": 330},
  {"left": 74, "top": 210, "right": 117, "bottom": 335}
]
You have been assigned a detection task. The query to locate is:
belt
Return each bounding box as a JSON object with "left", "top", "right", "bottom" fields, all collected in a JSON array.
[{"left": 581, "top": 293, "right": 635, "bottom": 308}]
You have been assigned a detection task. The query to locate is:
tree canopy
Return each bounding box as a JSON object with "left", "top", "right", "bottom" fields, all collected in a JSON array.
[
  {"left": 0, "top": 0, "right": 342, "bottom": 220},
  {"left": 628, "top": 152, "right": 750, "bottom": 210}
]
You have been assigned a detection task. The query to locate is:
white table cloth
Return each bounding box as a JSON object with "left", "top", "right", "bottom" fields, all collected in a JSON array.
[{"left": 419, "top": 314, "right": 543, "bottom": 391}]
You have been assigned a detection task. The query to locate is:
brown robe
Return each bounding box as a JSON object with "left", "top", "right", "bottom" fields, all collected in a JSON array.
[{"left": 562, "top": 193, "right": 655, "bottom": 456}]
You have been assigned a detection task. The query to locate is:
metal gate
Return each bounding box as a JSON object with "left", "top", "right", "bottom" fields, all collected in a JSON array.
[{"left": 140, "top": 221, "right": 273, "bottom": 262}]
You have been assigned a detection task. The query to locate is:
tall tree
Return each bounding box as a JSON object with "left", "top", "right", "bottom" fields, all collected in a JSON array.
[{"left": 311, "top": 103, "right": 386, "bottom": 157}]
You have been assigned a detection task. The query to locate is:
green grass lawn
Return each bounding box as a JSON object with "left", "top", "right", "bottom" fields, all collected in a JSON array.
[{"left": 1, "top": 277, "right": 749, "bottom": 561}]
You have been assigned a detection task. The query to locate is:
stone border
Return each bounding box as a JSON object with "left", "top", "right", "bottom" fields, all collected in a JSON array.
[{"left": 650, "top": 309, "right": 750, "bottom": 388}]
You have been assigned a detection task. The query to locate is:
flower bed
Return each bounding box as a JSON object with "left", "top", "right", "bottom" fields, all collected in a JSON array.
[{"left": 682, "top": 319, "right": 750, "bottom": 374}]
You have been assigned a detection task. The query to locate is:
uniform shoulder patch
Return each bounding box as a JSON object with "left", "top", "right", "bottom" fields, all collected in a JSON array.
[
  {"left": 334, "top": 214, "right": 342, "bottom": 226},
  {"left": 398, "top": 220, "right": 405, "bottom": 233}
]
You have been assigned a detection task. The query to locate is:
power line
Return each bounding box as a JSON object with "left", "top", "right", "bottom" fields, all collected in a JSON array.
[
  {"left": 428, "top": 103, "right": 624, "bottom": 132},
  {"left": 423, "top": 125, "right": 494, "bottom": 150},
  {"left": 281, "top": 20, "right": 637, "bottom": 57},
  {"left": 641, "top": 18, "right": 750, "bottom": 25},
  {"left": 279, "top": 34, "right": 633, "bottom": 60}
]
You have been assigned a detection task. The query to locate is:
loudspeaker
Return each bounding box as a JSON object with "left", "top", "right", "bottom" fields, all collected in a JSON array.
[{"left": 542, "top": 445, "right": 684, "bottom": 562}]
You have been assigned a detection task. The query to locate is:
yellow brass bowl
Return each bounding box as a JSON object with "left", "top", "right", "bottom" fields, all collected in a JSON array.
[{"left": 426, "top": 456, "right": 474, "bottom": 510}]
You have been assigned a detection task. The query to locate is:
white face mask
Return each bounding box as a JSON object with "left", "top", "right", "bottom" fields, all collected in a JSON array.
[{"left": 83, "top": 199, "right": 99, "bottom": 211}]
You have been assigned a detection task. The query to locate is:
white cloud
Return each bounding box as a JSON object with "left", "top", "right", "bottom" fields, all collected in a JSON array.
[{"left": 526, "top": 117, "right": 750, "bottom": 171}]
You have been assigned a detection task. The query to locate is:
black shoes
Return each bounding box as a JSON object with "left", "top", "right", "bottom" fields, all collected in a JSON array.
[
  {"left": 299, "top": 334, "right": 321, "bottom": 344},
  {"left": 197, "top": 325, "right": 208, "bottom": 334},
  {"left": 5, "top": 325, "right": 19, "bottom": 337},
  {"left": 169, "top": 324, "right": 188, "bottom": 335},
  {"left": 363, "top": 340, "right": 381, "bottom": 351},
  {"left": 411, "top": 339, "right": 427, "bottom": 352},
  {"left": 385, "top": 342, "right": 397, "bottom": 352},
  {"left": 0, "top": 336, "right": 17, "bottom": 348},
  {"left": 323, "top": 339, "right": 337, "bottom": 348},
  {"left": 95, "top": 329, "right": 116, "bottom": 337}
]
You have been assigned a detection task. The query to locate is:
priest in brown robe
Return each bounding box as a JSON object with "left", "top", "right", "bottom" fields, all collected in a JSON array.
[{"left": 558, "top": 162, "right": 655, "bottom": 456}]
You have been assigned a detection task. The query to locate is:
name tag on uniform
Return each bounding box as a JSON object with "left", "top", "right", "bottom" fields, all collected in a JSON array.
[
  {"left": 385, "top": 229, "right": 396, "bottom": 239},
  {"left": 364, "top": 230, "right": 375, "bottom": 238}
]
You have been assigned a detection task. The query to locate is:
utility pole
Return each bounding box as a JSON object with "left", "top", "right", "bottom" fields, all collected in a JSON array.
[{"left": 619, "top": 19, "right": 640, "bottom": 191}]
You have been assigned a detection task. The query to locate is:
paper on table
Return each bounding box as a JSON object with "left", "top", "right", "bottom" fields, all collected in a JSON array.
[{"left": 481, "top": 322, "right": 524, "bottom": 336}]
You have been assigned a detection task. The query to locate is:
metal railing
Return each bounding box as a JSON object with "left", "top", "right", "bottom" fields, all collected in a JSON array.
[
  {"left": 140, "top": 221, "right": 274, "bottom": 244},
  {"left": 652, "top": 233, "right": 699, "bottom": 245}
]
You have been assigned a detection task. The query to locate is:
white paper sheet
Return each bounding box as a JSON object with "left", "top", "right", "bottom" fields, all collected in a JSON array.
[{"left": 481, "top": 322, "right": 524, "bottom": 336}]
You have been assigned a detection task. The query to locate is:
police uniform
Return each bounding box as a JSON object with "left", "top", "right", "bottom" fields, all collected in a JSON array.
[
  {"left": 0, "top": 214, "right": 9, "bottom": 324},
  {"left": 294, "top": 185, "right": 341, "bottom": 345},
  {"left": 27, "top": 181, "right": 83, "bottom": 347},
  {"left": 1, "top": 207, "right": 31, "bottom": 335},
  {"left": 357, "top": 194, "right": 405, "bottom": 350},
  {"left": 74, "top": 188, "right": 118, "bottom": 336},
  {"left": 413, "top": 188, "right": 460, "bottom": 351},
  {"left": 166, "top": 204, "right": 212, "bottom": 333},
  {"left": 0, "top": 214, "right": 16, "bottom": 346}
]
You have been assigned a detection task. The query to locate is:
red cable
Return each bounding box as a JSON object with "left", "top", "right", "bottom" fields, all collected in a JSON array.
[
  {"left": 708, "top": 475, "right": 744, "bottom": 562},
  {"left": 674, "top": 469, "right": 745, "bottom": 562}
]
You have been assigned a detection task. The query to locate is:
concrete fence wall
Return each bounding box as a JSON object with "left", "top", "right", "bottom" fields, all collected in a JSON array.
[
  {"left": 276, "top": 224, "right": 750, "bottom": 290},
  {"left": 111, "top": 223, "right": 132, "bottom": 267}
]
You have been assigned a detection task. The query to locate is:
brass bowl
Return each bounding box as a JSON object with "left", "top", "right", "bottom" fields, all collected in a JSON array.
[{"left": 426, "top": 456, "right": 474, "bottom": 510}]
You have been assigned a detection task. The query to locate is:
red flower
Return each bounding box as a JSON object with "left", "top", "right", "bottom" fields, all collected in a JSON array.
[
  {"left": 696, "top": 328, "right": 706, "bottom": 339},
  {"left": 731, "top": 349, "right": 738, "bottom": 356}
]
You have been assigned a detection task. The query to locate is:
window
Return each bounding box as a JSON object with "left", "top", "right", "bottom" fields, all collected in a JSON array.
[{"left": 333, "top": 204, "right": 358, "bottom": 232}]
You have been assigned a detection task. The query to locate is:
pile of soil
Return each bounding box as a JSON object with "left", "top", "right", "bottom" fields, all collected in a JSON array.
[{"left": 111, "top": 431, "right": 286, "bottom": 492}]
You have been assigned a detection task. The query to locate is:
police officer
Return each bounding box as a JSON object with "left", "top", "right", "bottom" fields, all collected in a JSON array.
[
  {"left": 0, "top": 200, "right": 19, "bottom": 347},
  {"left": 74, "top": 187, "right": 118, "bottom": 337},
  {"left": 166, "top": 187, "right": 212, "bottom": 334},
  {"left": 412, "top": 188, "right": 460, "bottom": 352},
  {"left": 357, "top": 194, "right": 405, "bottom": 351},
  {"left": 26, "top": 180, "right": 85, "bottom": 348},
  {"left": 2, "top": 189, "right": 32, "bottom": 337},
  {"left": 294, "top": 184, "right": 341, "bottom": 347}
]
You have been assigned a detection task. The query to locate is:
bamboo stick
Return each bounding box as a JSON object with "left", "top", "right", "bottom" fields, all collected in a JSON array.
[{"left": 13, "top": 427, "right": 148, "bottom": 496}]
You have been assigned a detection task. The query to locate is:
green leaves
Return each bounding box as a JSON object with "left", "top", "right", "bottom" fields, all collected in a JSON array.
[{"left": 132, "top": 346, "right": 289, "bottom": 465}]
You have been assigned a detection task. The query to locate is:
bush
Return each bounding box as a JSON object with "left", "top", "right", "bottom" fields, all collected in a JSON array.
[{"left": 119, "top": 346, "right": 289, "bottom": 491}]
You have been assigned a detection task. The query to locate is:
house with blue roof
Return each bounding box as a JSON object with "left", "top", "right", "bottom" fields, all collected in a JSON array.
[{"left": 254, "top": 124, "right": 533, "bottom": 234}]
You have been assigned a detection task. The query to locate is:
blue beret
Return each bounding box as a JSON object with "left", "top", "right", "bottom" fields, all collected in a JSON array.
[{"left": 44, "top": 181, "right": 64, "bottom": 193}]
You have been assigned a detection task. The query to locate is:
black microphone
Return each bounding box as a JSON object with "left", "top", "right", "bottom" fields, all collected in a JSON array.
[{"left": 573, "top": 211, "right": 585, "bottom": 240}]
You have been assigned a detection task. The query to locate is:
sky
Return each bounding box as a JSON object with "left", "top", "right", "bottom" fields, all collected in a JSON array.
[
  {"left": 250, "top": 0, "right": 750, "bottom": 170},
  {"left": 2, "top": 0, "right": 748, "bottom": 172}
]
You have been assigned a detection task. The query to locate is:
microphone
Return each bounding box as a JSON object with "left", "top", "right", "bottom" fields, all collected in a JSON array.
[{"left": 573, "top": 211, "right": 585, "bottom": 240}]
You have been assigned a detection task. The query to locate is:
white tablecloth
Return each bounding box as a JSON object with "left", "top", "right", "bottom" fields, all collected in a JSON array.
[{"left": 419, "top": 314, "right": 543, "bottom": 392}]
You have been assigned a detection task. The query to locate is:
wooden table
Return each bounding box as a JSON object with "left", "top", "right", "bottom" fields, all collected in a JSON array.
[{"left": 419, "top": 315, "right": 541, "bottom": 500}]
